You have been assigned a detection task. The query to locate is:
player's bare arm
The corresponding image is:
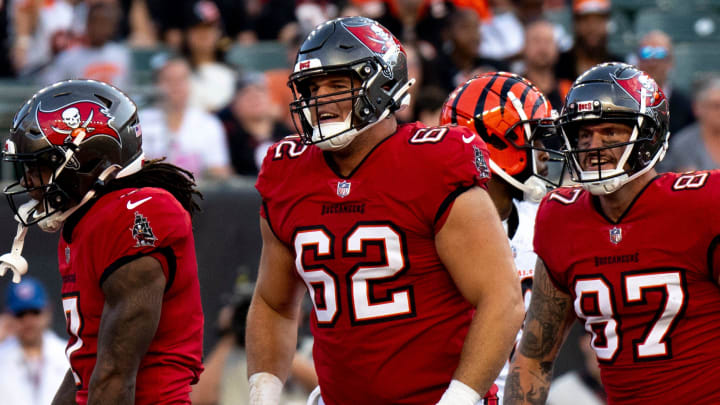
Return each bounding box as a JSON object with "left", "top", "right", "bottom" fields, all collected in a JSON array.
[
  {"left": 435, "top": 186, "right": 525, "bottom": 395},
  {"left": 87, "top": 255, "right": 166, "bottom": 405},
  {"left": 246, "top": 217, "right": 306, "bottom": 382},
  {"left": 503, "top": 259, "right": 575, "bottom": 405},
  {"left": 51, "top": 369, "right": 78, "bottom": 405}
]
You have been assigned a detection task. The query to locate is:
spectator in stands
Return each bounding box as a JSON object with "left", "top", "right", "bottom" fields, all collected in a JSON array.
[
  {"left": 516, "top": 18, "right": 564, "bottom": 110},
  {"left": 634, "top": 30, "right": 695, "bottom": 137},
  {"left": 412, "top": 85, "right": 447, "bottom": 126},
  {"left": 424, "top": 6, "right": 508, "bottom": 94},
  {"left": 546, "top": 333, "right": 606, "bottom": 405},
  {"left": 140, "top": 54, "right": 232, "bottom": 180},
  {"left": 264, "top": 32, "right": 304, "bottom": 130},
  {"left": 239, "top": 0, "right": 296, "bottom": 43},
  {"left": 41, "top": 1, "right": 130, "bottom": 89},
  {"left": 0, "top": 278, "right": 68, "bottom": 405},
  {"left": 217, "top": 72, "right": 290, "bottom": 176},
  {"left": 184, "top": 0, "right": 237, "bottom": 112},
  {"left": 555, "top": 0, "right": 621, "bottom": 86},
  {"left": 9, "top": 0, "right": 75, "bottom": 77},
  {"left": 396, "top": 45, "right": 424, "bottom": 123},
  {"left": 374, "top": 0, "right": 457, "bottom": 53},
  {"left": 143, "top": 0, "right": 194, "bottom": 50},
  {"left": 480, "top": 0, "right": 572, "bottom": 63},
  {"left": 657, "top": 75, "right": 720, "bottom": 172}
]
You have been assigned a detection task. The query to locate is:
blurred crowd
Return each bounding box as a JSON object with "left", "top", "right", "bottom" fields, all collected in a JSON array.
[{"left": 1, "top": 0, "right": 717, "bottom": 184}]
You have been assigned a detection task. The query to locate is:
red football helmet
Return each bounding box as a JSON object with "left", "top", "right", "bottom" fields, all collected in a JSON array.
[{"left": 440, "top": 72, "right": 563, "bottom": 202}]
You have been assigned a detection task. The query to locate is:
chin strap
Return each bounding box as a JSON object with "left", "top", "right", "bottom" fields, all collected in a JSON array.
[
  {"left": 489, "top": 160, "right": 548, "bottom": 203},
  {"left": 0, "top": 223, "right": 29, "bottom": 284},
  {"left": 0, "top": 198, "right": 42, "bottom": 282},
  {"left": 36, "top": 164, "right": 122, "bottom": 233},
  {"left": 314, "top": 79, "right": 416, "bottom": 151}
]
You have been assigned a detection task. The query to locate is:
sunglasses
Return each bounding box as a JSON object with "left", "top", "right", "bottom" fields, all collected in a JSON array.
[
  {"left": 14, "top": 309, "right": 42, "bottom": 318},
  {"left": 639, "top": 46, "right": 669, "bottom": 60}
]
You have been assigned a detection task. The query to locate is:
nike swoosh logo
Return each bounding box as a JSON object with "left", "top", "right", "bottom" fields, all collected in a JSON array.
[
  {"left": 462, "top": 134, "right": 476, "bottom": 143},
  {"left": 126, "top": 196, "right": 152, "bottom": 210}
]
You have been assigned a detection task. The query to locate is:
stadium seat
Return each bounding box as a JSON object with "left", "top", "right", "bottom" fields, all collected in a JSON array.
[
  {"left": 544, "top": 7, "right": 572, "bottom": 34},
  {"left": 130, "top": 46, "right": 168, "bottom": 86},
  {"left": 612, "top": 0, "right": 663, "bottom": 12},
  {"left": 635, "top": 8, "right": 720, "bottom": 42},
  {"left": 669, "top": 42, "right": 720, "bottom": 95},
  {"left": 225, "top": 41, "right": 289, "bottom": 72},
  {"left": 608, "top": 11, "right": 635, "bottom": 57}
]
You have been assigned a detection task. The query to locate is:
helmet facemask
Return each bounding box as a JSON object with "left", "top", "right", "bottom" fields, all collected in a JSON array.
[
  {"left": 499, "top": 91, "right": 566, "bottom": 202},
  {"left": 289, "top": 63, "right": 413, "bottom": 151},
  {"left": 559, "top": 88, "right": 668, "bottom": 195},
  {"left": 4, "top": 141, "right": 75, "bottom": 228},
  {"left": 3, "top": 128, "right": 124, "bottom": 232}
]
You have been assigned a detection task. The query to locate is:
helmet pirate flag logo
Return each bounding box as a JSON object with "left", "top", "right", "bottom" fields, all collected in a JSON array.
[
  {"left": 343, "top": 20, "right": 404, "bottom": 79},
  {"left": 36, "top": 101, "right": 121, "bottom": 146},
  {"left": 611, "top": 71, "right": 664, "bottom": 108}
]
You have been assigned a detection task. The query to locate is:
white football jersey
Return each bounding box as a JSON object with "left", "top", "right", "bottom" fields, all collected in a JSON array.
[{"left": 493, "top": 199, "right": 539, "bottom": 404}]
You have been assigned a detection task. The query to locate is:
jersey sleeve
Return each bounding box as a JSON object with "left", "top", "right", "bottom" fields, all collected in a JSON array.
[
  {"left": 90, "top": 189, "right": 192, "bottom": 290},
  {"left": 411, "top": 125, "right": 492, "bottom": 232},
  {"left": 255, "top": 135, "right": 306, "bottom": 221},
  {"left": 533, "top": 190, "right": 571, "bottom": 293}
]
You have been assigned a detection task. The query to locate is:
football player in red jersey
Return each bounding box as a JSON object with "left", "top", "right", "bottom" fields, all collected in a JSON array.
[
  {"left": 440, "top": 71, "right": 565, "bottom": 403},
  {"left": 246, "top": 16, "right": 524, "bottom": 405},
  {"left": 0, "top": 79, "right": 204, "bottom": 405},
  {"left": 504, "top": 62, "right": 720, "bottom": 404}
]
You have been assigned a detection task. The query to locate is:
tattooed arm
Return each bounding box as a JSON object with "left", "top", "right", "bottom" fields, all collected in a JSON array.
[{"left": 503, "top": 259, "right": 576, "bottom": 405}]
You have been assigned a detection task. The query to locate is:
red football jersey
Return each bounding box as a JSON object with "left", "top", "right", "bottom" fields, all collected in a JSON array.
[
  {"left": 256, "top": 123, "right": 491, "bottom": 405},
  {"left": 58, "top": 187, "right": 204, "bottom": 405},
  {"left": 534, "top": 171, "right": 720, "bottom": 404}
]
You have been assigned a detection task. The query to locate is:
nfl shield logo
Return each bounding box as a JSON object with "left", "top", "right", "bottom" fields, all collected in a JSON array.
[
  {"left": 337, "top": 181, "right": 351, "bottom": 198},
  {"left": 610, "top": 227, "right": 622, "bottom": 244}
]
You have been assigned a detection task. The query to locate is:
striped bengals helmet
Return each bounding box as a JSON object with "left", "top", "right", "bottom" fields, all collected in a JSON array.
[{"left": 440, "top": 72, "right": 563, "bottom": 202}]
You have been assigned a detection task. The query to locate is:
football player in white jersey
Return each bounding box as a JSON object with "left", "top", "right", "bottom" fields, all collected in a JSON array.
[{"left": 441, "top": 72, "right": 564, "bottom": 404}]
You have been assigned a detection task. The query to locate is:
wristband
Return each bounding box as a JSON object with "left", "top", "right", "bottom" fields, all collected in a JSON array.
[
  {"left": 436, "top": 379, "right": 482, "bottom": 405},
  {"left": 249, "top": 372, "right": 283, "bottom": 405}
]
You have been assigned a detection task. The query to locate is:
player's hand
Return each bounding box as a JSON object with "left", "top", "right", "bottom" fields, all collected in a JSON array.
[{"left": 435, "top": 380, "right": 481, "bottom": 405}]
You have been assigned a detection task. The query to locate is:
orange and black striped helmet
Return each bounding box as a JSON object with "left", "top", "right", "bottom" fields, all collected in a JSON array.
[{"left": 440, "top": 72, "right": 563, "bottom": 202}]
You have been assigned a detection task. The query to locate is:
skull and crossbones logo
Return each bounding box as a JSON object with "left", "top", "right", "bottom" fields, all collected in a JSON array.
[{"left": 52, "top": 107, "right": 95, "bottom": 135}]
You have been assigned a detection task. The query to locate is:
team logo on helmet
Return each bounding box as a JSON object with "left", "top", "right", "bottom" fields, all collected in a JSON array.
[
  {"left": 343, "top": 21, "right": 403, "bottom": 79},
  {"left": 36, "top": 101, "right": 121, "bottom": 146},
  {"left": 611, "top": 71, "right": 664, "bottom": 108}
]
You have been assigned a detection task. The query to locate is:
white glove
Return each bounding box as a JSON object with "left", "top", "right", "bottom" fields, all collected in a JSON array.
[
  {"left": 436, "top": 379, "right": 481, "bottom": 405},
  {"left": 249, "top": 372, "right": 283, "bottom": 405},
  {"left": 0, "top": 223, "right": 29, "bottom": 283}
]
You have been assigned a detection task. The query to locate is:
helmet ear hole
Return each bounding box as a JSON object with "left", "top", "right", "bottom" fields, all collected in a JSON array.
[{"left": 94, "top": 94, "right": 113, "bottom": 108}]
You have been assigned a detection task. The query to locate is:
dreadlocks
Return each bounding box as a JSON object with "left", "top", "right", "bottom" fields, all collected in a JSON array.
[{"left": 100, "top": 159, "right": 203, "bottom": 216}]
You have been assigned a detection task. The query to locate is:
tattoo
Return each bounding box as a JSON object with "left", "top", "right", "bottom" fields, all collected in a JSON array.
[
  {"left": 526, "top": 384, "right": 548, "bottom": 405},
  {"left": 504, "top": 369, "right": 525, "bottom": 402},
  {"left": 518, "top": 262, "right": 572, "bottom": 362}
]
